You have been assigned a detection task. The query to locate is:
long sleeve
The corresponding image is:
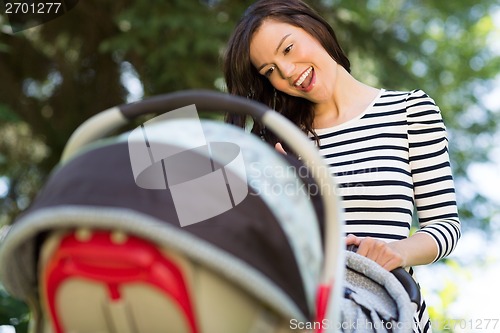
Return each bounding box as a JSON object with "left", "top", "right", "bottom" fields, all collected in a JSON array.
[{"left": 406, "top": 89, "right": 461, "bottom": 262}]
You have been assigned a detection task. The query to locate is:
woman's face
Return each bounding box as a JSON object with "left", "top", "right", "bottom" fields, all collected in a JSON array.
[{"left": 250, "top": 19, "right": 339, "bottom": 104}]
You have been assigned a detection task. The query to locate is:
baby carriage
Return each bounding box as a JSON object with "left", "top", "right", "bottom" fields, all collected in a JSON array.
[{"left": 0, "top": 90, "right": 420, "bottom": 333}]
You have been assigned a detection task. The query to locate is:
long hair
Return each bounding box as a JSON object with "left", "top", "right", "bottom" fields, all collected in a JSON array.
[{"left": 223, "top": 0, "right": 350, "bottom": 145}]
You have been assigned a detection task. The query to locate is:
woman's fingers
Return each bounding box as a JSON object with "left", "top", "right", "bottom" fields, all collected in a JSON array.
[
  {"left": 345, "top": 234, "right": 361, "bottom": 246},
  {"left": 351, "top": 236, "right": 404, "bottom": 271},
  {"left": 275, "top": 142, "right": 287, "bottom": 155}
]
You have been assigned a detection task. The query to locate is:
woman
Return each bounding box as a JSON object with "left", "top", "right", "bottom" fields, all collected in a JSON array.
[{"left": 223, "top": 0, "right": 461, "bottom": 332}]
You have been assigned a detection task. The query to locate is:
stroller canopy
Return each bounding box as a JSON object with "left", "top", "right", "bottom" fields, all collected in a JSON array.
[
  {"left": 0, "top": 117, "right": 325, "bottom": 321},
  {"left": 0, "top": 90, "right": 417, "bottom": 333}
]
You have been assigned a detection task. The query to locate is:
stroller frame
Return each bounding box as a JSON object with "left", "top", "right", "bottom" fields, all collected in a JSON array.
[{"left": 0, "top": 90, "right": 419, "bottom": 333}]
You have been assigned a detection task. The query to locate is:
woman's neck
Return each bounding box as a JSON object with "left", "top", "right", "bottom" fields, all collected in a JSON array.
[{"left": 312, "top": 68, "right": 380, "bottom": 129}]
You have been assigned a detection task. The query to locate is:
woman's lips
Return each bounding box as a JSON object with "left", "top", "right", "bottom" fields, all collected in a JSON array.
[{"left": 294, "top": 66, "right": 315, "bottom": 92}]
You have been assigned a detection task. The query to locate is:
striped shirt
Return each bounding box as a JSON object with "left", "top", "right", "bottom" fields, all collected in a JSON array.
[{"left": 315, "top": 89, "right": 461, "bottom": 332}]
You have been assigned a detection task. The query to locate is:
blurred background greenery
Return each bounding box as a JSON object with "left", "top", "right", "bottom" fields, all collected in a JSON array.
[{"left": 1, "top": 0, "right": 499, "bottom": 332}]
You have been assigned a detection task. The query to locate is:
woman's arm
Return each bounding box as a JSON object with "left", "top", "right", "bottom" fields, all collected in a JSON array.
[
  {"left": 406, "top": 89, "right": 461, "bottom": 261},
  {"left": 346, "top": 232, "right": 438, "bottom": 271}
]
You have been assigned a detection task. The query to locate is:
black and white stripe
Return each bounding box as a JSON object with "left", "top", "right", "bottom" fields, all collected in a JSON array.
[{"left": 315, "top": 89, "right": 461, "bottom": 333}]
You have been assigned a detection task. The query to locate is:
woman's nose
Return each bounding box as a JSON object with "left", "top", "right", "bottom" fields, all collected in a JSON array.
[{"left": 277, "top": 62, "right": 295, "bottom": 80}]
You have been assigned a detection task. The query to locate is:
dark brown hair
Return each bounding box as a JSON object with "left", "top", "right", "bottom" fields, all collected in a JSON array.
[{"left": 223, "top": 0, "right": 350, "bottom": 144}]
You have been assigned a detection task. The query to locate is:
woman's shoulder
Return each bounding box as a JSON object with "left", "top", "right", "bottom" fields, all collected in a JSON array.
[
  {"left": 380, "top": 89, "right": 440, "bottom": 114},
  {"left": 380, "top": 88, "right": 433, "bottom": 100},
  {"left": 381, "top": 89, "right": 439, "bottom": 104}
]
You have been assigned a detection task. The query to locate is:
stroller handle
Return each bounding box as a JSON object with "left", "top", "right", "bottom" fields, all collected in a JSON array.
[
  {"left": 61, "top": 89, "right": 345, "bottom": 326},
  {"left": 346, "top": 245, "right": 421, "bottom": 310},
  {"left": 61, "top": 90, "right": 285, "bottom": 161},
  {"left": 391, "top": 267, "right": 421, "bottom": 311}
]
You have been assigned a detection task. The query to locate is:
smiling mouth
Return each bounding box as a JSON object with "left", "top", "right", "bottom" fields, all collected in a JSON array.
[{"left": 294, "top": 66, "right": 314, "bottom": 89}]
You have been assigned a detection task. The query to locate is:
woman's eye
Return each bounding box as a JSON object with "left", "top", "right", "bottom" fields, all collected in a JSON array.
[
  {"left": 284, "top": 44, "right": 293, "bottom": 54},
  {"left": 265, "top": 66, "right": 275, "bottom": 78}
]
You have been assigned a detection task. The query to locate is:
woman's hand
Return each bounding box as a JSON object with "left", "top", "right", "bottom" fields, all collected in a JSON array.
[
  {"left": 275, "top": 142, "right": 287, "bottom": 155},
  {"left": 345, "top": 234, "right": 406, "bottom": 271}
]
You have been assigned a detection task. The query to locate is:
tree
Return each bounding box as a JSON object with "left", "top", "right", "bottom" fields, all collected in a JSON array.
[{"left": 1, "top": 1, "right": 499, "bottom": 332}]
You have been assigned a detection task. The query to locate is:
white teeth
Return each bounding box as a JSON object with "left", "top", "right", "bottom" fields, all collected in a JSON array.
[{"left": 295, "top": 67, "right": 313, "bottom": 86}]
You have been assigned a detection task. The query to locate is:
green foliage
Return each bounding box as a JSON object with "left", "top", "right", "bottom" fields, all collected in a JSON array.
[
  {"left": 425, "top": 261, "right": 463, "bottom": 333},
  {"left": 0, "top": 285, "right": 29, "bottom": 333},
  {"left": 99, "top": 0, "right": 235, "bottom": 94},
  {"left": 0, "top": 104, "right": 20, "bottom": 122},
  {"left": 0, "top": 123, "right": 48, "bottom": 226}
]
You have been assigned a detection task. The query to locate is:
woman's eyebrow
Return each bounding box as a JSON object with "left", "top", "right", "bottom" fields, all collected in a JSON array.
[
  {"left": 275, "top": 33, "right": 292, "bottom": 54},
  {"left": 257, "top": 33, "right": 292, "bottom": 72}
]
